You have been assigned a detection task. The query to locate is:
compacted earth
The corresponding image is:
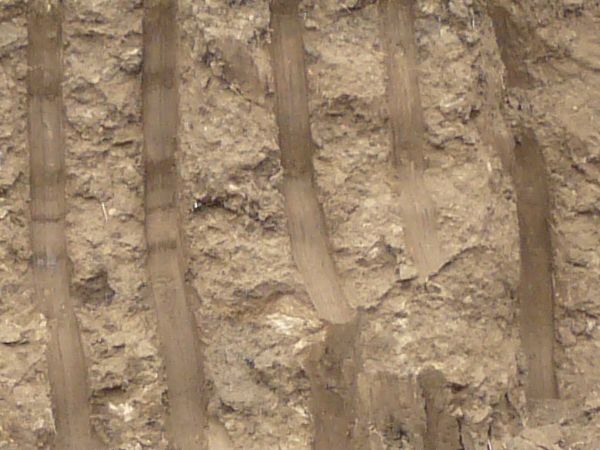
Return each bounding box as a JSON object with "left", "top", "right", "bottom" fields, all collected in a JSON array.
[{"left": 1, "top": 0, "right": 600, "bottom": 449}]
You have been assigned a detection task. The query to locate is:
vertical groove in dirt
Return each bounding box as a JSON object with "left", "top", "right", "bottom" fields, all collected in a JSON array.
[
  {"left": 269, "top": 0, "right": 354, "bottom": 324},
  {"left": 418, "top": 369, "right": 462, "bottom": 450},
  {"left": 355, "top": 371, "right": 426, "bottom": 449},
  {"left": 27, "top": 2, "right": 98, "bottom": 449},
  {"left": 487, "top": 4, "right": 558, "bottom": 400},
  {"left": 513, "top": 130, "right": 558, "bottom": 400},
  {"left": 305, "top": 320, "right": 361, "bottom": 450},
  {"left": 487, "top": 4, "right": 535, "bottom": 89},
  {"left": 142, "top": 1, "right": 208, "bottom": 448},
  {"left": 378, "top": 0, "right": 443, "bottom": 279},
  {"left": 270, "top": 3, "right": 358, "bottom": 447}
]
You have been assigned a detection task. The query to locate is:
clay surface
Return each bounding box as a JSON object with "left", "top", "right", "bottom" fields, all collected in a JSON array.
[{"left": 1, "top": 1, "right": 600, "bottom": 449}]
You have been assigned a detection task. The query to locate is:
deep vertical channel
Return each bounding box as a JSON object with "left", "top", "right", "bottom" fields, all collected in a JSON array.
[
  {"left": 27, "top": 1, "right": 99, "bottom": 448},
  {"left": 487, "top": 2, "right": 559, "bottom": 399},
  {"left": 418, "top": 369, "right": 461, "bottom": 450},
  {"left": 270, "top": 1, "right": 359, "bottom": 447},
  {"left": 142, "top": 1, "right": 208, "bottom": 447},
  {"left": 305, "top": 321, "right": 361, "bottom": 450},
  {"left": 378, "top": 0, "right": 443, "bottom": 279},
  {"left": 513, "top": 130, "right": 558, "bottom": 399},
  {"left": 270, "top": 0, "right": 354, "bottom": 324}
]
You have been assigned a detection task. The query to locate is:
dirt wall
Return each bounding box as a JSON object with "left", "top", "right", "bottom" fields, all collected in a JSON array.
[{"left": 1, "top": 0, "right": 599, "bottom": 449}]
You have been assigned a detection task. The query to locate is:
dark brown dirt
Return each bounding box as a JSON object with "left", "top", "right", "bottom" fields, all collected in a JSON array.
[
  {"left": 512, "top": 129, "right": 558, "bottom": 400},
  {"left": 27, "top": 2, "right": 98, "bottom": 448},
  {"left": 419, "top": 368, "right": 462, "bottom": 450},
  {"left": 305, "top": 319, "right": 360, "bottom": 450},
  {"left": 142, "top": 1, "right": 209, "bottom": 448},
  {"left": 270, "top": 0, "right": 354, "bottom": 324},
  {"left": 490, "top": 0, "right": 570, "bottom": 402},
  {"left": 355, "top": 370, "right": 426, "bottom": 449},
  {"left": 379, "top": 0, "right": 443, "bottom": 279}
]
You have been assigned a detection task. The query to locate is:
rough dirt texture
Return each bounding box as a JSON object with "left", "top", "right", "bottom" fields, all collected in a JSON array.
[{"left": 1, "top": 0, "right": 600, "bottom": 449}]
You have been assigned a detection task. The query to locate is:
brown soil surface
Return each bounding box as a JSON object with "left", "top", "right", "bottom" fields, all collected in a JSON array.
[{"left": 1, "top": 0, "right": 600, "bottom": 449}]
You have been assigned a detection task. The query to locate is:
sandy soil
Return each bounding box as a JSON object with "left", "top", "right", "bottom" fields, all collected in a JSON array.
[{"left": 1, "top": 0, "right": 600, "bottom": 449}]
